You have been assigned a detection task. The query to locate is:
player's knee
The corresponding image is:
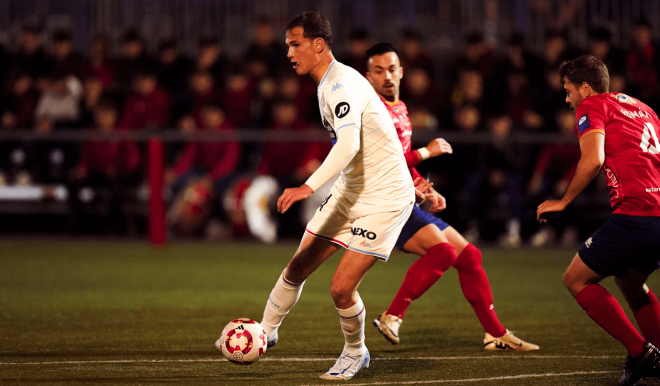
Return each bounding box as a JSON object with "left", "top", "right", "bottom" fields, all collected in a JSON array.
[
  {"left": 329, "top": 282, "right": 352, "bottom": 306},
  {"left": 453, "top": 244, "right": 482, "bottom": 272}
]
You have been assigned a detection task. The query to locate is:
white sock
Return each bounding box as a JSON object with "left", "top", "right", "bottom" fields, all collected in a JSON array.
[
  {"left": 336, "top": 292, "right": 366, "bottom": 355},
  {"left": 260, "top": 269, "right": 304, "bottom": 340}
]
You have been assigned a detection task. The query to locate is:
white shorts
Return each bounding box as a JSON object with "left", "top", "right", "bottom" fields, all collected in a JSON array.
[{"left": 305, "top": 187, "right": 414, "bottom": 261}]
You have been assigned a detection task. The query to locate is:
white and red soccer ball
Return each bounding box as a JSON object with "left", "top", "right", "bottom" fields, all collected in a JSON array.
[{"left": 217, "top": 318, "right": 267, "bottom": 364}]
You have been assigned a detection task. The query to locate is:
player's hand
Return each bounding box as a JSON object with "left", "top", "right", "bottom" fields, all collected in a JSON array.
[
  {"left": 277, "top": 184, "right": 314, "bottom": 214},
  {"left": 537, "top": 199, "right": 567, "bottom": 222},
  {"left": 428, "top": 190, "right": 447, "bottom": 212},
  {"left": 425, "top": 138, "right": 453, "bottom": 158},
  {"left": 413, "top": 177, "right": 433, "bottom": 204}
]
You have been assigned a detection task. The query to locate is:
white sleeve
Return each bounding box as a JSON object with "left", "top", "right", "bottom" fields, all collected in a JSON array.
[{"left": 304, "top": 124, "right": 359, "bottom": 191}]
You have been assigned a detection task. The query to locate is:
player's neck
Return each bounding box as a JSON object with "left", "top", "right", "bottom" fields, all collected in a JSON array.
[
  {"left": 379, "top": 92, "right": 399, "bottom": 105},
  {"left": 310, "top": 53, "right": 336, "bottom": 84}
]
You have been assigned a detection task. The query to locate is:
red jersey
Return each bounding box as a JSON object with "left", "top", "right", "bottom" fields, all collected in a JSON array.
[
  {"left": 379, "top": 96, "right": 423, "bottom": 181},
  {"left": 576, "top": 93, "right": 660, "bottom": 216}
]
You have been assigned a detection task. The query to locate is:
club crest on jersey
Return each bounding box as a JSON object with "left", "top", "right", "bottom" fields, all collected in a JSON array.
[
  {"left": 335, "top": 102, "right": 350, "bottom": 119},
  {"left": 578, "top": 114, "right": 591, "bottom": 134},
  {"left": 612, "top": 93, "right": 636, "bottom": 105}
]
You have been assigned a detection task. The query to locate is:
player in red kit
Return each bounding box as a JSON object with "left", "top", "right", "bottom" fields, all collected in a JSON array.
[
  {"left": 366, "top": 43, "right": 538, "bottom": 351},
  {"left": 537, "top": 55, "right": 660, "bottom": 386}
]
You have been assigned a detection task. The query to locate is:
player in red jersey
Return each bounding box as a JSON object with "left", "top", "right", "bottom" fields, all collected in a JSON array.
[
  {"left": 366, "top": 43, "right": 538, "bottom": 351},
  {"left": 537, "top": 55, "right": 660, "bottom": 386}
]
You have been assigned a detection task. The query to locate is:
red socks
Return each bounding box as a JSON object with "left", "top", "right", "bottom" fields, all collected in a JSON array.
[
  {"left": 576, "top": 284, "right": 645, "bottom": 357},
  {"left": 452, "top": 244, "right": 507, "bottom": 338},
  {"left": 386, "top": 242, "right": 456, "bottom": 319},
  {"left": 629, "top": 289, "right": 660, "bottom": 347}
]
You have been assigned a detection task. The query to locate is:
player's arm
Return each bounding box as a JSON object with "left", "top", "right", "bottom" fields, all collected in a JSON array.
[
  {"left": 277, "top": 125, "right": 360, "bottom": 213},
  {"left": 537, "top": 131, "right": 604, "bottom": 222}
]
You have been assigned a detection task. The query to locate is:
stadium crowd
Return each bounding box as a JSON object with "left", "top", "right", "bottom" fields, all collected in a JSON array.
[{"left": 1, "top": 19, "right": 659, "bottom": 246}]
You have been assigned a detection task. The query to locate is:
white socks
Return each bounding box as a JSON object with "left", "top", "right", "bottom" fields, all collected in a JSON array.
[
  {"left": 260, "top": 269, "right": 304, "bottom": 340},
  {"left": 336, "top": 292, "right": 366, "bottom": 355}
]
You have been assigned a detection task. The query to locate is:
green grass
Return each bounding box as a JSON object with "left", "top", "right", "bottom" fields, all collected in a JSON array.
[{"left": 1, "top": 241, "right": 660, "bottom": 385}]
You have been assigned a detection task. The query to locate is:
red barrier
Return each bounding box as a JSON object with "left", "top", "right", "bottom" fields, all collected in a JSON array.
[{"left": 148, "top": 137, "right": 167, "bottom": 245}]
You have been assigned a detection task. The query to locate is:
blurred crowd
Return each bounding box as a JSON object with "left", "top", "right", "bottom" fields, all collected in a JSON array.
[{"left": 1, "top": 19, "right": 659, "bottom": 246}]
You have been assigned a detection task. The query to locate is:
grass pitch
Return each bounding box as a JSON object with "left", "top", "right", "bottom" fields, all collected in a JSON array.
[{"left": 2, "top": 240, "right": 660, "bottom": 385}]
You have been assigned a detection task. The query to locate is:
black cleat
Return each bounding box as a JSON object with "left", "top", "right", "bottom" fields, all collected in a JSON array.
[{"left": 619, "top": 342, "right": 660, "bottom": 386}]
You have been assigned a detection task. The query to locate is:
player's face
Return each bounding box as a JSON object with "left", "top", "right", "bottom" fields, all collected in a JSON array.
[
  {"left": 563, "top": 79, "right": 584, "bottom": 111},
  {"left": 285, "top": 27, "right": 320, "bottom": 76},
  {"left": 367, "top": 52, "right": 403, "bottom": 101}
]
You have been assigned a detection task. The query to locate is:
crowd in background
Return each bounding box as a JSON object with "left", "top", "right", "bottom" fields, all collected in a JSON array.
[{"left": 1, "top": 18, "right": 659, "bottom": 246}]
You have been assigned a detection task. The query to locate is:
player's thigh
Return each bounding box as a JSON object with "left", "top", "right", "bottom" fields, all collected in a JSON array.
[
  {"left": 286, "top": 232, "right": 340, "bottom": 283},
  {"left": 442, "top": 226, "right": 470, "bottom": 255},
  {"left": 403, "top": 224, "right": 447, "bottom": 256},
  {"left": 615, "top": 270, "right": 651, "bottom": 304},
  {"left": 563, "top": 253, "right": 605, "bottom": 297},
  {"left": 330, "top": 249, "right": 379, "bottom": 303},
  {"left": 348, "top": 202, "right": 414, "bottom": 261}
]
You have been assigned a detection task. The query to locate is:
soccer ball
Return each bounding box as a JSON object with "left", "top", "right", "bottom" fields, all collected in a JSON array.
[{"left": 216, "top": 318, "right": 267, "bottom": 364}]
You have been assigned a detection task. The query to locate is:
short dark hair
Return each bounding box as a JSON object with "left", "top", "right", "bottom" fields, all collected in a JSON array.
[
  {"left": 558, "top": 55, "right": 610, "bottom": 94},
  {"left": 285, "top": 12, "right": 333, "bottom": 49},
  {"left": 365, "top": 43, "right": 398, "bottom": 62}
]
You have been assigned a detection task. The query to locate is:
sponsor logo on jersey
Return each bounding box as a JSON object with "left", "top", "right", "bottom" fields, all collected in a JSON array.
[
  {"left": 335, "top": 102, "right": 350, "bottom": 119},
  {"left": 612, "top": 93, "right": 637, "bottom": 105},
  {"left": 351, "top": 227, "right": 377, "bottom": 240},
  {"left": 331, "top": 82, "right": 343, "bottom": 95},
  {"left": 578, "top": 114, "right": 591, "bottom": 134}
]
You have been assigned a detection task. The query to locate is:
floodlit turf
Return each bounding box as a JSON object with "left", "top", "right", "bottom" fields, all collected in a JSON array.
[{"left": 2, "top": 240, "right": 660, "bottom": 385}]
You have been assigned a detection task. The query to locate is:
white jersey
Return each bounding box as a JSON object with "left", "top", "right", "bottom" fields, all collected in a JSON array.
[{"left": 314, "top": 60, "right": 414, "bottom": 205}]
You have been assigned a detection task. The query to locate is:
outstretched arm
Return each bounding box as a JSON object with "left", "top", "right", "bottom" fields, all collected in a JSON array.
[{"left": 537, "top": 132, "right": 604, "bottom": 222}]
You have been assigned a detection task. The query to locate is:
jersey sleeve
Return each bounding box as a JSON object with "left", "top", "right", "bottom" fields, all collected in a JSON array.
[
  {"left": 326, "top": 81, "right": 364, "bottom": 136},
  {"left": 575, "top": 98, "right": 606, "bottom": 141}
]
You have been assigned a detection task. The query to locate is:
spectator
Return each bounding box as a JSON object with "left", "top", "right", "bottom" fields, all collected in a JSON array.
[
  {"left": 156, "top": 38, "right": 192, "bottom": 96},
  {"left": 588, "top": 27, "right": 625, "bottom": 75},
  {"left": 78, "top": 76, "right": 109, "bottom": 127},
  {"left": 527, "top": 107, "right": 582, "bottom": 247},
  {"left": 69, "top": 100, "right": 142, "bottom": 233},
  {"left": 81, "top": 35, "right": 116, "bottom": 90},
  {"left": 187, "top": 71, "right": 221, "bottom": 126},
  {"left": 8, "top": 25, "right": 50, "bottom": 85},
  {"left": 114, "top": 29, "right": 156, "bottom": 95},
  {"left": 165, "top": 103, "right": 241, "bottom": 235},
  {"left": 626, "top": 20, "right": 660, "bottom": 105},
  {"left": 338, "top": 29, "right": 371, "bottom": 76},
  {"left": 244, "top": 18, "right": 287, "bottom": 78},
  {"left": 399, "top": 29, "right": 435, "bottom": 80},
  {"left": 542, "top": 30, "right": 570, "bottom": 72},
  {"left": 119, "top": 70, "right": 171, "bottom": 131},
  {"left": 196, "top": 37, "right": 229, "bottom": 88},
  {"left": 0, "top": 42, "right": 10, "bottom": 93},
  {"left": 401, "top": 67, "right": 443, "bottom": 130},
  {"left": 464, "top": 113, "right": 527, "bottom": 247},
  {"left": 34, "top": 72, "right": 83, "bottom": 131},
  {"left": 276, "top": 71, "right": 317, "bottom": 123},
  {"left": 49, "top": 29, "right": 84, "bottom": 80},
  {"left": 221, "top": 66, "right": 257, "bottom": 128},
  {"left": 1, "top": 72, "right": 38, "bottom": 129},
  {"left": 498, "top": 33, "right": 544, "bottom": 92},
  {"left": 453, "top": 32, "right": 498, "bottom": 87}
]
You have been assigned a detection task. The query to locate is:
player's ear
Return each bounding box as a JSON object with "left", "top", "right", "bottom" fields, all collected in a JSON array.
[{"left": 314, "top": 38, "right": 324, "bottom": 53}]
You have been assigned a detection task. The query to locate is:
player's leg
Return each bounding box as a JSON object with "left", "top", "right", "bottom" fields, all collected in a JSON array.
[
  {"left": 260, "top": 232, "right": 339, "bottom": 346},
  {"left": 320, "top": 249, "right": 376, "bottom": 380},
  {"left": 445, "top": 226, "right": 538, "bottom": 350},
  {"left": 617, "top": 271, "right": 660, "bottom": 347},
  {"left": 564, "top": 254, "right": 646, "bottom": 356},
  {"left": 375, "top": 222, "right": 456, "bottom": 344}
]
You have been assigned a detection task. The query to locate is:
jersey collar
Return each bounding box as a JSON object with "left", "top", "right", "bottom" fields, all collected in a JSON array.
[{"left": 318, "top": 60, "right": 337, "bottom": 88}]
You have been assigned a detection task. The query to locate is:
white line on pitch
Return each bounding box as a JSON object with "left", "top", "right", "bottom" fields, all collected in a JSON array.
[
  {"left": 0, "top": 355, "right": 619, "bottom": 365},
  {"left": 302, "top": 370, "right": 619, "bottom": 386}
]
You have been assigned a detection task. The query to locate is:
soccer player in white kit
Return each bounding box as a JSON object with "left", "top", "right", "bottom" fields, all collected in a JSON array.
[{"left": 258, "top": 12, "right": 415, "bottom": 380}]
